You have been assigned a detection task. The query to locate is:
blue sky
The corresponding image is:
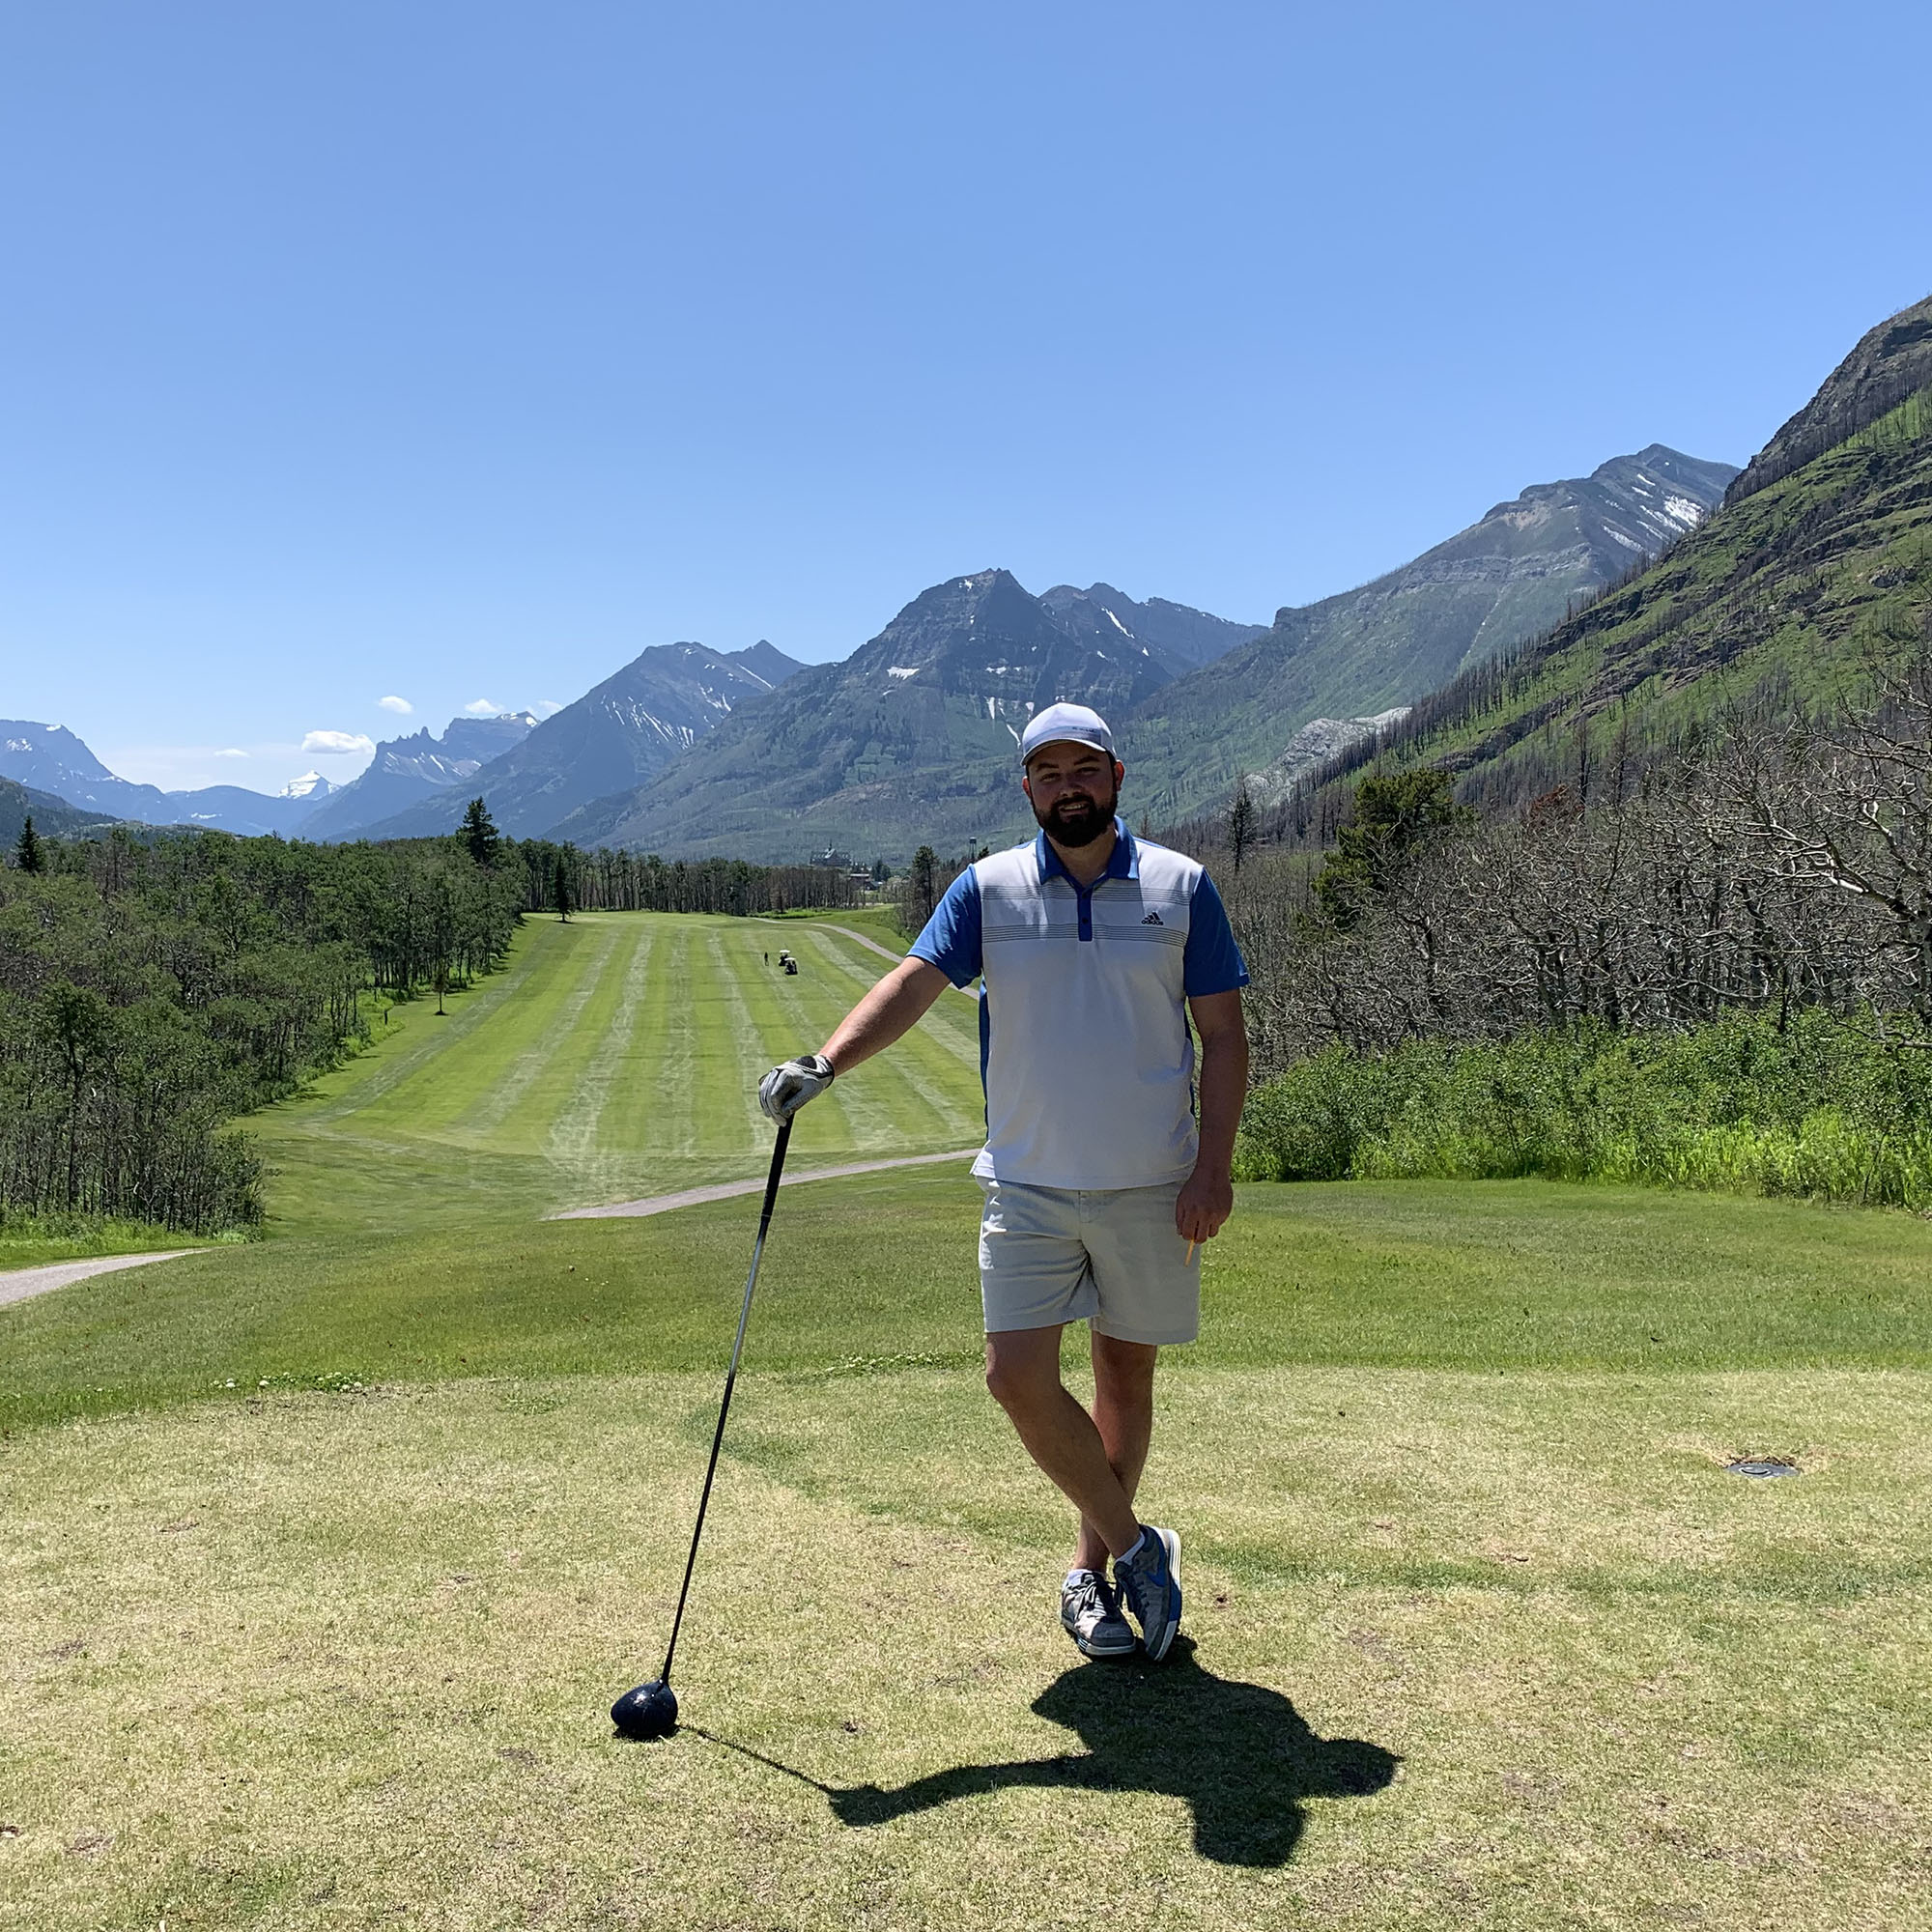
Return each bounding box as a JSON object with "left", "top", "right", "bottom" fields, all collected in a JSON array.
[{"left": 2, "top": 1, "right": 1928, "bottom": 793}]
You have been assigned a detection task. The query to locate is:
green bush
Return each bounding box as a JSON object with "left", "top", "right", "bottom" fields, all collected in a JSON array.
[{"left": 1233, "top": 1011, "right": 1932, "bottom": 1208}]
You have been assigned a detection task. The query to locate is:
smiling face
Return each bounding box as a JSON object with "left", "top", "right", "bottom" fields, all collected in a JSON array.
[{"left": 1022, "top": 739, "right": 1124, "bottom": 849}]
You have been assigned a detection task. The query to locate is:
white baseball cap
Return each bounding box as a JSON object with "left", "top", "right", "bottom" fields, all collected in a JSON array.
[{"left": 1019, "top": 701, "right": 1116, "bottom": 766}]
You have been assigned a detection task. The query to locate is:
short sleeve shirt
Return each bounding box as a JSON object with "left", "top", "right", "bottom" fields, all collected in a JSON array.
[{"left": 910, "top": 823, "right": 1247, "bottom": 1190}]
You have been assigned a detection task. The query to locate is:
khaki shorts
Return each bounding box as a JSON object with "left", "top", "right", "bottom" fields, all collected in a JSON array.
[{"left": 978, "top": 1178, "right": 1201, "bottom": 1346}]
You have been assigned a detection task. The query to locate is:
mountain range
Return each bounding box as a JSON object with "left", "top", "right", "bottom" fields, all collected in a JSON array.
[
  {"left": 298, "top": 711, "right": 540, "bottom": 840},
  {"left": 361, "top": 640, "right": 805, "bottom": 840},
  {"left": 546, "top": 450, "right": 1732, "bottom": 858},
  {"left": 0, "top": 722, "right": 340, "bottom": 838},
  {"left": 10, "top": 437, "right": 1752, "bottom": 861},
  {"left": 2, "top": 642, "right": 801, "bottom": 844}
]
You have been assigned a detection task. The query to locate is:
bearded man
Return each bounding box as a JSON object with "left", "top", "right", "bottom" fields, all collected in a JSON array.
[{"left": 757, "top": 702, "right": 1249, "bottom": 1662}]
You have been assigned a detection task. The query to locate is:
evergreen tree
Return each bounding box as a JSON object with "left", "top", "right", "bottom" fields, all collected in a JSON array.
[
  {"left": 910, "top": 845, "right": 938, "bottom": 924},
  {"left": 1315, "top": 768, "right": 1463, "bottom": 927},
  {"left": 460, "top": 797, "right": 501, "bottom": 867},
  {"left": 1227, "top": 780, "right": 1256, "bottom": 873},
  {"left": 554, "top": 855, "right": 573, "bottom": 922},
  {"left": 14, "top": 815, "right": 43, "bottom": 874}
]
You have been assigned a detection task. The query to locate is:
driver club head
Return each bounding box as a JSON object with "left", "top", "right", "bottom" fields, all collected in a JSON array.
[{"left": 611, "top": 1679, "right": 679, "bottom": 1741}]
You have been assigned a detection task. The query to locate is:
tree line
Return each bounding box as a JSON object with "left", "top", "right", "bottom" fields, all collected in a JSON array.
[
  {"left": 0, "top": 824, "right": 526, "bottom": 1231},
  {"left": 1208, "top": 635, "right": 1932, "bottom": 1206},
  {"left": 510, "top": 838, "right": 868, "bottom": 918}
]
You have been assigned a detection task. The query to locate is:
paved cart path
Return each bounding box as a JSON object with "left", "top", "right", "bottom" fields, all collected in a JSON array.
[
  {"left": 0, "top": 1250, "right": 201, "bottom": 1311},
  {"left": 552, "top": 1147, "right": 979, "bottom": 1219}
]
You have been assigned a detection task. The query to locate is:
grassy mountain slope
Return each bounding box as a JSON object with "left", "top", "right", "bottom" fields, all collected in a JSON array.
[
  {"left": 1121, "top": 446, "right": 1737, "bottom": 823},
  {"left": 1269, "top": 315, "right": 1932, "bottom": 831}
]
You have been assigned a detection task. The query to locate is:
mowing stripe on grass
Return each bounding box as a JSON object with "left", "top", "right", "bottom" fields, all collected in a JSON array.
[
  {"left": 802, "top": 926, "right": 984, "bottom": 1078},
  {"left": 457, "top": 925, "right": 611, "bottom": 1140},
  {"left": 504, "top": 919, "right": 627, "bottom": 1154},
  {"left": 797, "top": 929, "right": 986, "bottom": 1140},
  {"left": 704, "top": 927, "right": 789, "bottom": 1160},
  {"left": 595, "top": 917, "right": 688, "bottom": 1171},
  {"left": 254, "top": 912, "right": 990, "bottom": 1223},
  {"left": 293, "top": 924, "right": 547, "bottom": 1129},
  {"left": 546, "top": 919, "right": 660, "bottom": 1200},
  {"left": 352, "top": 917, "right": 617, "bottom": 1150}
]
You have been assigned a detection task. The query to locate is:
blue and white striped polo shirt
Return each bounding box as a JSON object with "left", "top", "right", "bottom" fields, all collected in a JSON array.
[{"left": 909, "top": 822, "right": 1249, "bottom": 1190}]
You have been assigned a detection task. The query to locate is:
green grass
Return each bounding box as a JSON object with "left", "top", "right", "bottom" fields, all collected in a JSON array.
[
  {"left": 3, "top": 908, "right": 1930, "bottom": 1928},
  {"left": 0, "top": 1216, "right": 215, "bottom": 1273},
  {"left": 256, "top": 911, "right": 983, "bottom": 1236},
  {"left": 6, "top": 1173, "right": 1930, "bottom": 1435}
]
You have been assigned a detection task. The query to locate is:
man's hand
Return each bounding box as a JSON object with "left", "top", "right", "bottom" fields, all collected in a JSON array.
[
  {"left": 1175, "top": 1164, "right": 1234, "bottom": 1245},
  {"left": 758, "top": 1053, "right": 836, "bottom": 1122}
]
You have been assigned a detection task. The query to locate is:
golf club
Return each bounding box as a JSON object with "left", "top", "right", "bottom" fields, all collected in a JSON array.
[{"left": 611, "top": 1116, "right": 793, "bottom": 1741}]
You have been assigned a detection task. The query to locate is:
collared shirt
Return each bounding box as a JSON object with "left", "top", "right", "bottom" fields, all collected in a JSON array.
[{"left": 910, "top": 821, "right": 1249, "bottom": 1189}]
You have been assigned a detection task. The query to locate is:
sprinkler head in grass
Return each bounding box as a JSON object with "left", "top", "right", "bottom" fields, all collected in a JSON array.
[
  {"left": 611, "top": 1679, "right": 679, "bottom": 1740},
  {"left": 1728, "top": 1458, "right": 1800, "bottom": 1479}
]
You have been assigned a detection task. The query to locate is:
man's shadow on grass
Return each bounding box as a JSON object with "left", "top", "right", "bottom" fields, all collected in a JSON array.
[{"left": 824, "top": 1638, "right": 1398, "bottom": 1867}]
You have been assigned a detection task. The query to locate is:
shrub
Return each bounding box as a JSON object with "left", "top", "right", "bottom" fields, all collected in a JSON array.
[{"left": 1234, "top": 1010, "right": 1932, "bottom": 1208}]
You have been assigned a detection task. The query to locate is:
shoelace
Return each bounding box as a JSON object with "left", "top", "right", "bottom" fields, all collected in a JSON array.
[
  {"left": 1065, "top": 1572, "right": 1111, "bottom": 1626},
  {"left": 1114, "top": 1544, "right": 1159, "bottom": 1623}
]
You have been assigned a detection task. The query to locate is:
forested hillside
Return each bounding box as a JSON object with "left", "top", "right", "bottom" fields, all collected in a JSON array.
[
  {"left": 1205, "top": 294, "right": 1932, "bottom": 1210},
  {"left": 1122, "top": 445, "right": 1736, "bottom": 822},
  {"left": 0, "top": 780, "right": 118, "bottom": 847}
]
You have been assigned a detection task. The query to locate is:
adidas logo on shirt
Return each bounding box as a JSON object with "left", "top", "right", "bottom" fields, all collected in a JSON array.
[{"left": 1142, "top": 911, "right": 1164, "bottom": 925}]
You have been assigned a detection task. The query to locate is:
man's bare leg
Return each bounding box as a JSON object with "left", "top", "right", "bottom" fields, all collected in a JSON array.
[
  {"left": 984, "top": 1325, "right": 1140, "bottom": 1558},
  {"left": 1074, "top": 1332, "right": 1157, "bottom": 1573}
]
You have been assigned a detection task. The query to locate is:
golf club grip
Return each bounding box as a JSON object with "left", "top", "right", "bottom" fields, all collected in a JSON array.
[
  {"left": 657, "top": 1117, "right": 793, "bottom": 1685},
  {"left": 755, "top": 1116, "right": 792, "bottom": 1243}
]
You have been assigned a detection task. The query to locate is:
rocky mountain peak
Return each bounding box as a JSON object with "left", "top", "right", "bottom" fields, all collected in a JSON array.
[{"left": 1727, "top": 293, "right": 1932, "bottom": 504}]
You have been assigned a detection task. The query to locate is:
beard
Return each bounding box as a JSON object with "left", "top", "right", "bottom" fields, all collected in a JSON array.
[{"left": 1032, "top": 775, "right": 1119, "bottom": 848}]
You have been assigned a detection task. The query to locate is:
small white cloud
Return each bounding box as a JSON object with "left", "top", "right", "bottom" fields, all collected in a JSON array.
[
  {"left": 215, "top": 747, "right": 248, "bottom": 759},
  {"left": 534, "top": 698, "right": 565, "bottom": 718},
  {"left": 377, "top": 695, "right": 413, "bottom": 715},
  {"left": 462, "top": 697, "right": 500, "bottom": 717},
  {"left": 302, "top": 729, "right": 377, "bottom": 755}
]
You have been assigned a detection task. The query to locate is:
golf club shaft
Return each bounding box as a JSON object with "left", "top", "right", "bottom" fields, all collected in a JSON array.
[{"left": 658, "top": 1116, "right": 792, "bottom": 1686}]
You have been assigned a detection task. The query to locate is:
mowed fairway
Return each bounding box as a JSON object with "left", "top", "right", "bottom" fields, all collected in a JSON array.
[
  {"left": 4, "top": 911, "right": 1931, "bottom": 1930},
  {"left": 263, "top": 912, "right": 987, "bottom": 1231}
]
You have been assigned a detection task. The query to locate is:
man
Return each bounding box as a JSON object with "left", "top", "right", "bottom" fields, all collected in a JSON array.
[{"left": 757, "top": 702, "right": 1249, "bottom": 1662}]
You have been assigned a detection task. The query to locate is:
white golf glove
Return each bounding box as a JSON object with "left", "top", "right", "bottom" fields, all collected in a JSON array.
[{"left": 758, "top": 1053, "right": 836, "bottom": 1122}]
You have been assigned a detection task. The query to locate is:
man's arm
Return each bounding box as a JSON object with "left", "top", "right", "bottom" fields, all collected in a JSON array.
[
  {"left": 1176, "top": 988, "right": 1248, "bottom": 1244},
  {"left": 762, "top": 868, "right": 981, "bottom": 1122},
  {"left": 819, "top": 956, "right": 952, "bottom": 1075}
]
